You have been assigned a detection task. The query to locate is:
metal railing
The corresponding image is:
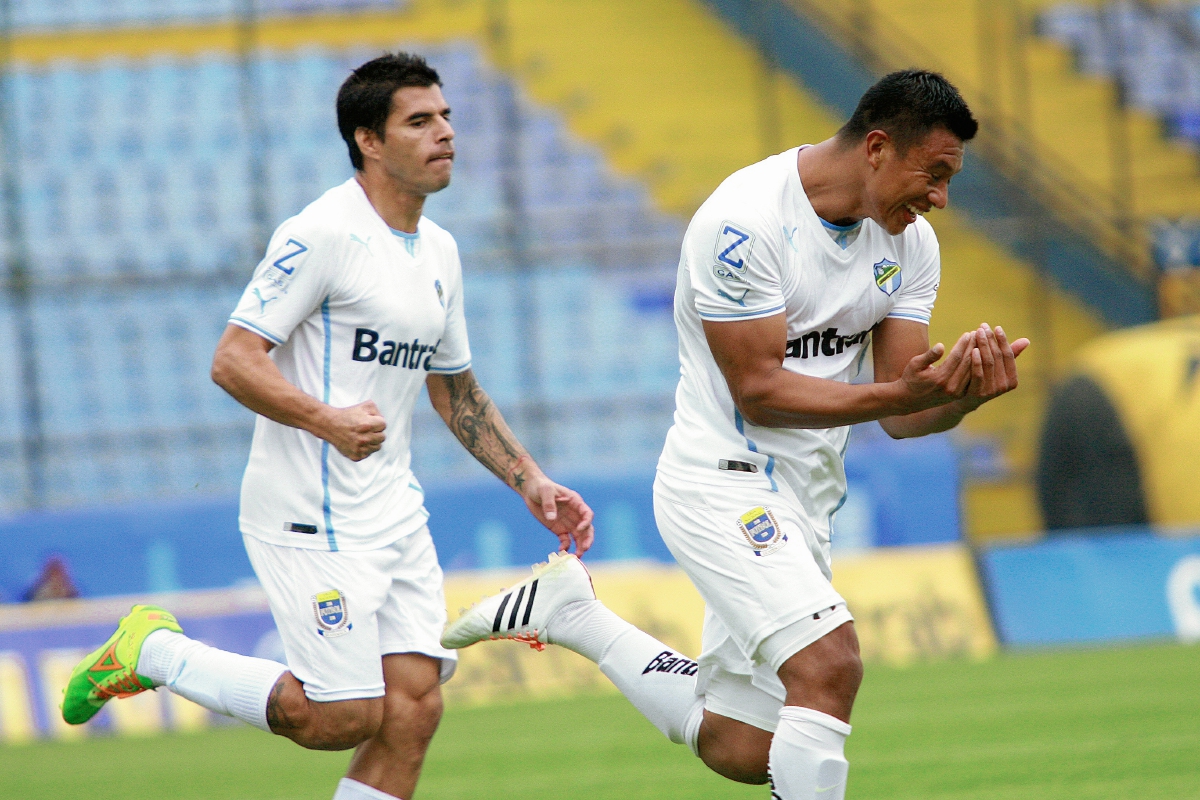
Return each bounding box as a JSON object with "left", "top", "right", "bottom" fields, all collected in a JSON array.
[{"left": 789, "top": 0, "right": 1158, "bottom": 283}]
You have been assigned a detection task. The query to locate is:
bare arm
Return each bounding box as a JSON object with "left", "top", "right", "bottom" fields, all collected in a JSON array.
[
  {"left": 874, "top": 317, "right": 1029, "bottom": 439},
  {"left": 427, "top": 370, "right": 594, "bottom": 554},
  {"left": 702, "top": 313, "right": 977, "bottom": 429},
  {"left": 211, "top": 324, "right": 386, "bottom": 461}
]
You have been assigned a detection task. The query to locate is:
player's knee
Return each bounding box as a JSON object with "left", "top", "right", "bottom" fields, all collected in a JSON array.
[
  {"left": 778, "top": 630, "right": 863, "bottom": 708},
  {"left": 380, "top": 682, "right": 443, "bottom": 744},
  {"left": 824, "top": 645, "right": 863, "bottom": 696},
  {"left": 799, "top": 646, "right": 862, "bottom": 703}
]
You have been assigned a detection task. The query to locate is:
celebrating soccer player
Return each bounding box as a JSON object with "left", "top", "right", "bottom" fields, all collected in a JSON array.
[
  {"left": 442, "top": 70, "right": 1027, "bottom": 799},
  {"left": 61, "top": 53, "right": 594, "bottom": 800}
]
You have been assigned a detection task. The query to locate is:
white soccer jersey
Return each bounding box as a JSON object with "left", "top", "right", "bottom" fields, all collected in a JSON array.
[
  {"left": 229, "top": 178, "right": 471, "bottom": 552},
  {"left": 657, "top": 147, "right": 940, "bottom": 541}
]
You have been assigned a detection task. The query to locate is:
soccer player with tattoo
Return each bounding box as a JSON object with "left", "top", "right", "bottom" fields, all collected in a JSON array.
[
  {"left": 61, "top": 53, "right": 593, "bottom": 800},
  {"left": 442, "top": 70, "right": 1027, "bottom": 799}
]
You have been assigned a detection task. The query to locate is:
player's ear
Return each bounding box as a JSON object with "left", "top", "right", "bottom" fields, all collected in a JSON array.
[
  {"left": 355, "top": 126, "right": 381, "bottom": 163},
  {"left": 865, "top": 130, "right": 890, "bottom": 169}
]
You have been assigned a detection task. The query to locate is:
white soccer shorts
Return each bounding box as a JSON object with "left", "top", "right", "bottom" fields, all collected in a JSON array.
[
  {"left": 243, "top": 526, "right": 457, "bottom": 702},
  {"left": 653, "top": 471, "right": 854, "bottom": 732}
]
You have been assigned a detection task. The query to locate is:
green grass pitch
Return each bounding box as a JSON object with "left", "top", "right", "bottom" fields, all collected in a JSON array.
[{"left": 3, "top": 642, "right": 1197, "bottom": 799}]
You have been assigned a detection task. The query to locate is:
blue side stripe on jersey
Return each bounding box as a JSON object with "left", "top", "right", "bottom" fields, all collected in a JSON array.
[
  {"left": 828, "top": 430, "right": 853, "bottom": 536},
  {"left": 320, "top": 297, "right": 337, "bottom": 552},
  {"left": 733, "top": 410, "right": 778, "bottom": 492},
  {"left": 828, "top": 490, "right": 848, "bottom": 537},
  {"left": 228, "top": 316, "right": 284, "bottom": 345},
  {"left": 854, "top": 340, "right": 871, "bottom": 377},
  {"left": 698, "top": 304, "right": 786, "bottom": 320}
]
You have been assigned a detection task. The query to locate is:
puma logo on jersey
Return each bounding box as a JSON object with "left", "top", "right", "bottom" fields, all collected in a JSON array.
[
  {"left": 352, "top": 328, "right": 440, "bottom": 370},
  {"left": 349, "top": 234, "right": 373, "bottom": 254},
  {"left": 785, "top": 327, "right": 870, "bottom": 359},
  {"left": 642, "top": 650, "right": 699, "bottom": 676},
  {"left": 782, "top": 225, "right": 799, "bottom": 252},
  {"left": 253, "top": 288, "right": 278, "bottom": 314},
  {"left": 717, "top": 287, "right": 750, "bottom": 306}
]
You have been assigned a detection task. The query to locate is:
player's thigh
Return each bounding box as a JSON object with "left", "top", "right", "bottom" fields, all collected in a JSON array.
[
  {"left": 243, "top": 535, "right": 391, "bottom": 703},
  {"left": 653, "top": 474, "right": 846, "bottom": 663},
  {"left": 375, "top": 527, "right": 458, "bottom": 686}
]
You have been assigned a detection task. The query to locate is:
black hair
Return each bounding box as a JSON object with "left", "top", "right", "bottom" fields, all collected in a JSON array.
[
  {"left": 336, "top": 52, "right": 442, "bottom": 171},
  {"left": 837, "top": 69, "right": 978, "bottom": 152}
]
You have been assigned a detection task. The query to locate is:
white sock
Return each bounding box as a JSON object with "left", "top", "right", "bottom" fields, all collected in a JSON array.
[
  {"left": 138, "top": 629, "right": 288, "bottom": 733},
  {"left": 332, "top": 778, "right": 401, "bottom": 800},
  {"left": 548, "top": 600, "right": 705, "bottom": 752},
  {"left": 768, "top": 706, "right": 852, "bottom": 800}
]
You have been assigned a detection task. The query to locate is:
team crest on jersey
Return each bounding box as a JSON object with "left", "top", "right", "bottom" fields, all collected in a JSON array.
[
  {"left": 712, "top": 263, "right": 747, "bottom": 284},
  {"left": 435, "top": 279, "right": 445, "bottom": 308},
  {"left": 265, "top": 237, "right": 311, "bottom": 293},
  {"left": 313, "top": 590, "right": 352, "bottom": 637},
  {"left": 873, "top": 258, "right": 902, "bottom": 296},
  {"left": 714, "top": 221, "right": 756, "bottom": 276},
  {"left": 736, "top": 506, "right": 787, "bottom": 556}
]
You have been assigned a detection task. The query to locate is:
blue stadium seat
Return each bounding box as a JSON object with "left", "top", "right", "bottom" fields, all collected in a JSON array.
[{"left": 4, "top": 41, "right": 684, "bottom": 507}]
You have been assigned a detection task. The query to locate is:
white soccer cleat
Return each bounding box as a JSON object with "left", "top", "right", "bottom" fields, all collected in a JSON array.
[{"left": 441, "top": 551, "right": 596, "bottom": 651}]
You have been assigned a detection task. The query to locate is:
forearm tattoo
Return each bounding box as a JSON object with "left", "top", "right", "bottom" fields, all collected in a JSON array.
[{"left": 437, "top": 371, "right": 529, "bottom": 487}]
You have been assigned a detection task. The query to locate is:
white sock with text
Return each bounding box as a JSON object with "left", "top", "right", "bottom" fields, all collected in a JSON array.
[{"left": 547, "top": 600, "right": 703, "bottom": 751}]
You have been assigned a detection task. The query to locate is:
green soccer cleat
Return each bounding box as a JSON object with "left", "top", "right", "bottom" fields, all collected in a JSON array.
[{"left": 60, "top": 604, "right": 183, "bottom": 725}]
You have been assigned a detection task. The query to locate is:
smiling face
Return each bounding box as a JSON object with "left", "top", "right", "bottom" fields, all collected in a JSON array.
[
  {"left": 355, "top": 84, "right": 455, "bottom": 196},
  {"left": 862, "top": 126, "right": 964, "bottom": 234}
]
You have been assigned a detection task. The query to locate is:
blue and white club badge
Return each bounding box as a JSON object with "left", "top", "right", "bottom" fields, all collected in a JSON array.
[
  {"left": 873, "top": 258, "right": 902, "bottom": 296},
  {"left": 434, "top": 279, "right": 445, "bottom": 308},
  {"left": 313, "top": 589, "right": 352, "bottom": 637},
  {"left": 265, "top": 237, "right": 310, "bottom": 293},
  {"left": 713, "top": 221, "right": 756, "bottom": 277},
  {"left": 736, "top": 506, "right": 788, "bottom": 556}
]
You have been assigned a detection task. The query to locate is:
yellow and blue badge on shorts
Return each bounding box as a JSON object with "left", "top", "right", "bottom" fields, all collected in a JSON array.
[
  {"left": 736, "top": 506, "right": 787, "bottom": 556},
  {"left": 312, "top": 589, "right": 352, "bottom": 637}
]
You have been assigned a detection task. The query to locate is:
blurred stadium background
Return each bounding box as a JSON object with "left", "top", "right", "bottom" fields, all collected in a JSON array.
[{"left": 0, "top": 0, "right": 1197, "bottom": 797}]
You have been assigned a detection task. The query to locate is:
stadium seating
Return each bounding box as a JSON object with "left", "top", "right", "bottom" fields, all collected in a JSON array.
[
  {"left": 6, "top": 0, "right": 403, "bottom": 31},
  {"left": 751, "top": 0, "right": 1200, "bottom": 535},
  {"left": 5, "top": 0, "right": 1167, "bottom": 542},
  {"left": 466, "top": 0, "right": 1111, "bottom": 538},
  {"left": 1041, "top": 3, "right": 1200, "bottom": 147},
  {"left": 1039, "top": 1, "right": 1200, "bottom": 267},
  {"left": 0, "top": 35, "right": 686, "bottom": 508}
]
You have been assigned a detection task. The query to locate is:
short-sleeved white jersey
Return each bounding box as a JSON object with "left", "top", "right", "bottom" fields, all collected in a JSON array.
[
  {"left": 657, "top": 147, "right": 941, "bottom": 538},
  {"left": 229, "top": 178, "right": 471, "bottom": 552}
]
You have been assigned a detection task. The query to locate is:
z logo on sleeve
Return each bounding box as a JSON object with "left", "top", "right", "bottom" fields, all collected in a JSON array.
[
  {"left": 265, "top": 237, "right": 311, "bottom": 291},
  {"left": 713, "top": 221, "right": 756, "bottom": 276}
]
